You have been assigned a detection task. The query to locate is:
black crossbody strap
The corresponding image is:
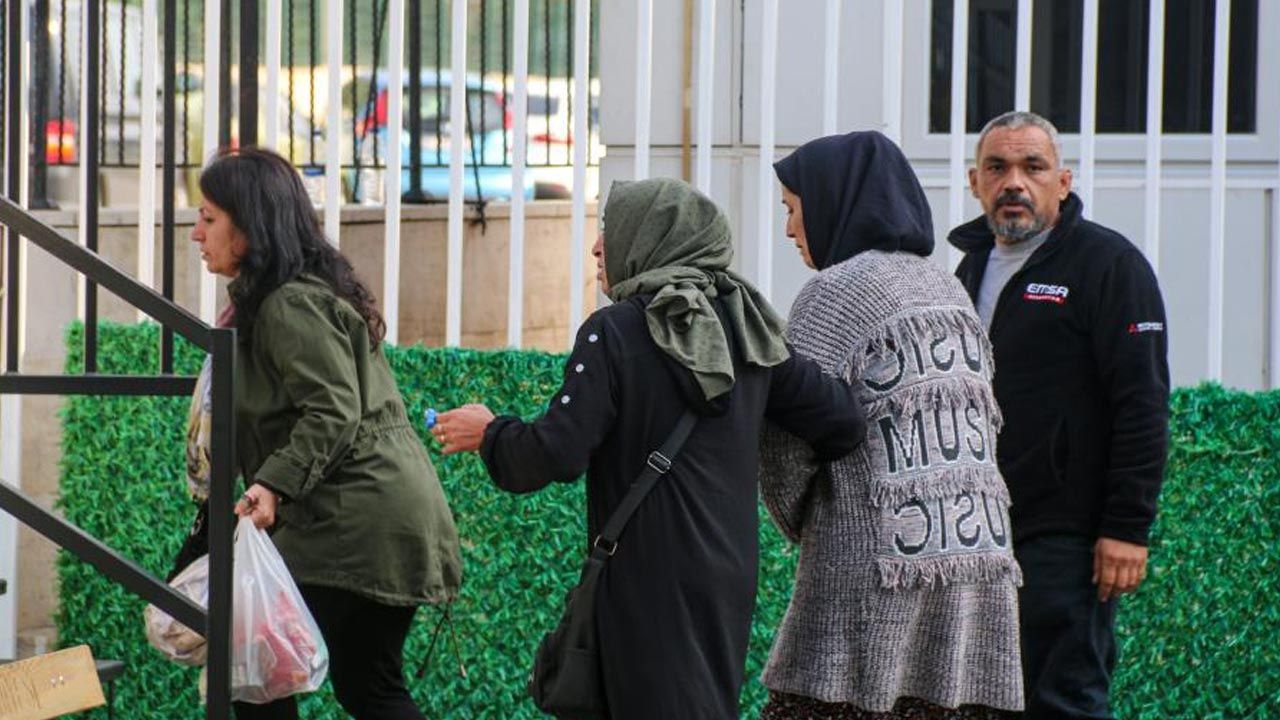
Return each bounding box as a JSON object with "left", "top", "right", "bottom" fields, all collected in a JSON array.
[{"left": 589, "top": 409, "right": 699, "bottom": 561}]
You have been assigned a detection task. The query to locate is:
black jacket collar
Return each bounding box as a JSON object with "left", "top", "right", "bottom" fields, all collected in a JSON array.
[{"left": 947, "top": 192, "right": 1084, "bottom": 255}]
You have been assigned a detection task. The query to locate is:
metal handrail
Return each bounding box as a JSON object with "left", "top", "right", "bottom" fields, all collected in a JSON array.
[
  {"left": 0, "top": 197, "right": 208, "bottom": 349},
  {"left": 0, "top": 197, "right": 236, "bottom": 719}
]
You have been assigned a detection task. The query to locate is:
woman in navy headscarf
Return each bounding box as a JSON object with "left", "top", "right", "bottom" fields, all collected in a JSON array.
[{"left": 758, "top": 132, "right": 1024, "bottom": 719}]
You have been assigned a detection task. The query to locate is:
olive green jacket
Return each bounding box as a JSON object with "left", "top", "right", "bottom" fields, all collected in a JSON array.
[{"left": 236, "top": 276, "right": 461, "bottom": 606}]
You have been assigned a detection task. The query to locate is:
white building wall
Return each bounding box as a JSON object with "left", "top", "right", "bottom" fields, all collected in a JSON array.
[{"left": 599, "top": 0, "right": 1280, "bottom": 391}]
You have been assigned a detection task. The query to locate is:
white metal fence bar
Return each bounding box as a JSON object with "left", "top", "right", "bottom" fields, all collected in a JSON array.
[
  {"left": 823, "top": 0, "right": 841, "bottom": 137},
  {"left": 264, "top": 0, "right": 283, "bottom": 151},
  {"left": 0, "top": 393, "right": 21, "bottom": 658},
  {"left": 1015, "top": 0, "right": 1032, "bottom": 111},
  {"left": 383, "top": 0, "right": 404, "bottom": 345},
  {"left": 569, "top": 0, "right": 590, "bottom": 339},
  {"left": 446, "top": 0, "right": 467, "bottom": 346},
  {"left": 0, "top": 0, "right": 30, "bottom": 660},
  {"left": 881, "top": 0, "right": 903, "bottom": 143},
  {"left": 202, "top": 0, "right": 220, "bottom": 165},
  {"left": 1142, "top": 0, "right": 1164, "bottom": 270},
  {"left": 508, "top": 0, "right": 531, "bottom": 347},
  {"left": 1271, "top": 181, "right": 1279, "bottom": 389},
  {"left": 137, "top": 0, "right": 158, "bottom": 298},
  {"left": 694, "top": 0, "right": 715, "bottom": 193},
  {"left": 76, "top": 0, "right": 90, "bottom": 316},
  {"left": 200, "top": 0, "right": 221, "bottom": 321},
  {"left": 1207, "top": 0, "right": 1231, "bottom": 381},
  {"left": 1077, "top": 0, "right": 1098, "bottom": 214},
  {"left": 947, "top": 0, "right": 968, "bottom": 268},
  {"left": 1274, "top": 62, "right": 1280, "bottom": 389},
  {"left": 324, "top": 0, "right": 343, "bottom": 246},
  {"left": 755, "top": 0, "right": 779, "bottom": 299},
  {"left": 634, "top": 0, "right": 653, "bottom": 180}
]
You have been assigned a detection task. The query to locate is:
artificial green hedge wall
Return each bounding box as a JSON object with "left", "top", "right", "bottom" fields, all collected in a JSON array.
[{"left": 55, "top": 323, "right": 1279, "bottom": 719}]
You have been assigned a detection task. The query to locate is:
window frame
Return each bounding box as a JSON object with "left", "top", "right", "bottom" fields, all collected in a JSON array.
[{"left": 902, "top": 0, "right": 1279, "bottom": 165}]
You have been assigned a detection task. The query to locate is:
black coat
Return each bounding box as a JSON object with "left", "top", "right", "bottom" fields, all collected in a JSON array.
[
  {"left": 948, "top": 193, "right": 1170, "bottom": 545},
  {"left": 480, "top": 295, "right": 864, "bottom": 719}
]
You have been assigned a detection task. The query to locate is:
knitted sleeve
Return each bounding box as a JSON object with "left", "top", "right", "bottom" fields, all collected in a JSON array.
[{"left": 759, "top": 275, "right": 855, "bottom": 542}]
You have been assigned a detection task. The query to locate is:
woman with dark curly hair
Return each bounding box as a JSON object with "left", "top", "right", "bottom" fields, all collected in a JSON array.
[{"left": 192, "top": 147, "right": 462, "bottom": 720}]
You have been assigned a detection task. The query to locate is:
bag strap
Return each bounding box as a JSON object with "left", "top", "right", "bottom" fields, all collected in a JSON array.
[{"left": 589, "top": 409, "right": 699, "bottom": 561}]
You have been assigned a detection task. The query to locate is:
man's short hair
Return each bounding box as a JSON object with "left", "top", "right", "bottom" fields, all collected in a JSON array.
[{"left": 975, "top": 111, "right": 1064, "bottom": 166}]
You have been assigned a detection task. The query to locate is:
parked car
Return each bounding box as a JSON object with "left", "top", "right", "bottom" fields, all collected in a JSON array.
[{"left": 347, "top": 71, "right": 535, "bottom": 203}]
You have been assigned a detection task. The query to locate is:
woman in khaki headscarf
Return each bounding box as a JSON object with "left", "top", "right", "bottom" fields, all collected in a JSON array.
[{"left": 436, "top": 178, "right": 865, "bottom": 719}]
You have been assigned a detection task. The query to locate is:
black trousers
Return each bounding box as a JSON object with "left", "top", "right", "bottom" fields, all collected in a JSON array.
[
  {"left": 1015, "top": 534, "right": 1118, "bottom": 720},
  {"left": 232, "top": 584, "right": 424, "bottom": 720}
]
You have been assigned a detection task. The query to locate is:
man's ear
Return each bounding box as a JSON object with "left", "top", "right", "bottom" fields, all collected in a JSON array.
[{"left": 968, "top": 167, "right": 979, "bottom": 198}]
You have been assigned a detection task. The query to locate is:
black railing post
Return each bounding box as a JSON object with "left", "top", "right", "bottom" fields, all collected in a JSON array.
[
  {"left": 206, "top": 325, "right": 236, "bottom": 720},
  {"left": 162, "top": 0, "right": 177, "bottom": 374},
  {"left": 30, "top": 0, "right": 54, "bottom": 209},
  {"left": 219, "top": 0, "right": 233, "bottom": 149},
  {"left": 4, "top": 0, "right": 21, "bottom": 373},
  {"left": 85, "top": 0, "right": 100, "bottom": 373},
  {"left": 239, "top": 0, "right": 258, "bottom": 147},
  {"left": 404, "top": 0, "right": 427, "bottom": 202}
]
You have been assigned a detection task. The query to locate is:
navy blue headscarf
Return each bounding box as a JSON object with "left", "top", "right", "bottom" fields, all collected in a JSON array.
[{"left": 773, "top": 131, "right": 934, "bottom": 270}]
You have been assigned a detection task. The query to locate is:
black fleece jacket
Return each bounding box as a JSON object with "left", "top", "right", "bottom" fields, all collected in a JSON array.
[{"left": 948, "top": 193, "right": 1170, "bottom": 545}]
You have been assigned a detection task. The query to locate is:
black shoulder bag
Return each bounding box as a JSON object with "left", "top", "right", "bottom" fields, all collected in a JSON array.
[{"left": 528, "top": 410, "right": 699, "bottom": 720}]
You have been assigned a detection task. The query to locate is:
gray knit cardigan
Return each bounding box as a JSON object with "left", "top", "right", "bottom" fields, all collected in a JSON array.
[{"left": 759, "top": 250, "right": 1024, "bottom": 712}]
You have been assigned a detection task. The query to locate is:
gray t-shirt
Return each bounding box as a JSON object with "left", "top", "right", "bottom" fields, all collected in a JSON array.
[{"left": 977, "top": 229, "right": 1051, "bottom": 329}]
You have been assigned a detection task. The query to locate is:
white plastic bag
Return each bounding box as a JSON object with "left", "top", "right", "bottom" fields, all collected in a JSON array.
[
  {"left": 230, "top": 516, "right": 329, "bottom": 704},
  {"left": 144, "top": 555, "right": 210, "bottom": 666}
]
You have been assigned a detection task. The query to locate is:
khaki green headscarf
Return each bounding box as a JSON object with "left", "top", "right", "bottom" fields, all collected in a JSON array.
[{"left": 603, "top": 178, "right": 789, "bottom": 400}]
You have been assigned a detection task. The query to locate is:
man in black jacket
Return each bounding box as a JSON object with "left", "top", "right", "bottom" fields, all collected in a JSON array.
[{"left": 948, "top": 111, "right": 1170, "bottom": 720}]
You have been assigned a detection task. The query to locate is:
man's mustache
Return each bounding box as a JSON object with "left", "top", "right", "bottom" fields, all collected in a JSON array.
[{"left": 996, "top": 193, "right": 1035, "bottom": 212}]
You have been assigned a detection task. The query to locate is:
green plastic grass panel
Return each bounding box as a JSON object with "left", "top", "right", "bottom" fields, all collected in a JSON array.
[{"left": 53, "top": 323, "right": 1279, "bottom": 718}]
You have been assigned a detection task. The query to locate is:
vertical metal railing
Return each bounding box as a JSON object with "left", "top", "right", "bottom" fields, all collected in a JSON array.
[
  {"left": 445, "top": 0, "right": 468, "bottom": 346},
  {"left": 1143, "top": 0, "right": 1165, "bottom": 271},
  {"left": 4, "top": 0, "right": 22, "bottom": 372},
  {"left": 0, "top": 0, "right": 25, "bottom": 660},
  {"left": 881, "top": 0, "right": 902, "bottom": 144},
  {"left": 507, "top": 0, "right": 531, "bottom": 348},
  {"left": 568, "top": 0, "right": 589, "bottom": 336},
  {"left": 138, "top": 0, "right": 158, "bottom": 302},
  {"left": 754, "top": 0, "right": 778, "bottom": 299},
  {"left": 1078, "top": 0, "right": 1099, "bottom": 213},
  {"left": 162, "top": 0, "right": 178, "bottom": 373},
  {"left": 946, "top": 0, "right": 969, "bottom": 269},
  {"left": 201, "top": 0, "right": 221, "bottom": 322},
  {"left": 83, "top": 0, "right": 101, "bottom": 372},
  {"left": 693, "top": 0, "right": 714, "bottom": 194},
  {"left": 384, "top": 0, "right": 405, "bottom": 345},
  {"left": 633, "top": 0, "right": 652, "bottom": 181},
  {"left": 1207, "top": 0, "right": 1232, "bottom": 381},
  {"left": 324, "top": 0, "right": 344, "bottom": 245},
  {"left": 1014, "top": 0, "right": 1032, "bottom": 111}
]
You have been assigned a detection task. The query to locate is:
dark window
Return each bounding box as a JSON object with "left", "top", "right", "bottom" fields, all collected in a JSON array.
[{"left": 930, "top": 0, "right": 1258, "bottom": 134}]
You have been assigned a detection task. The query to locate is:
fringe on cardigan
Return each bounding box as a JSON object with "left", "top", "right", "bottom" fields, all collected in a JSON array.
[
  {"left": 867, "top": 463, "right": 1011, "bottom": 510},
  {"left": 846, "top": 307, "right": 997, "bottom": 397},
  {"left": 862, "top": 374, "right": 1005, "bottom": 434},
  {"left": 876, "top": 550, "right": 1024, "bottom": 590}
]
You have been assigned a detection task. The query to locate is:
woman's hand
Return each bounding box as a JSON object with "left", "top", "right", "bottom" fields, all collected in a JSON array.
[
  {"left": 235, "top": 483, "right": 279, "bottom": 529},
  {"left": 433, "top": 404, "right": 496, "bottom": 455}
]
